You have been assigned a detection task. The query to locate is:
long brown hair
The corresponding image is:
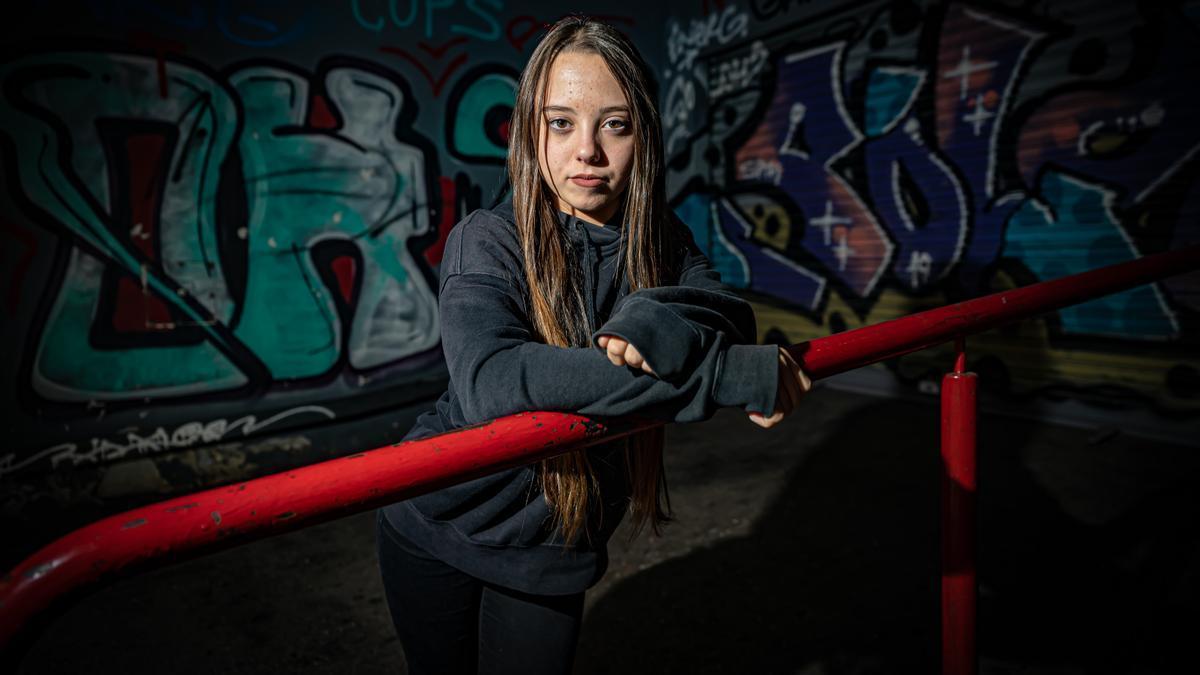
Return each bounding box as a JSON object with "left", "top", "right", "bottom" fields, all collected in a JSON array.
[{"left": 507, "top": 17, "right": 674, "bottom": 545}]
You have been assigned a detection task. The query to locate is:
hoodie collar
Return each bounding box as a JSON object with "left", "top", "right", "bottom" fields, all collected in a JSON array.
[{"left": 559, "top": 207, "right": 625, "bottom": 254}]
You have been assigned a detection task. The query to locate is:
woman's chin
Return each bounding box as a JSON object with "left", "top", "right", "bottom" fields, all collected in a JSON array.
[{"left": 559, "top": 198, "right": 618, "bottom": 221}]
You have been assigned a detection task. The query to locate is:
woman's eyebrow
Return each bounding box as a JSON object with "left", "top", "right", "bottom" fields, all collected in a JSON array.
[{"left": 542, "top": 105, "right": 630, "bottom": 114}]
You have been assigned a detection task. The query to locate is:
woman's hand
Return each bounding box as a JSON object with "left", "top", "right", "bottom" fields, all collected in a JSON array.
[
  {"left": 596, "top": 335, "right": 655, "bottom": 375},
  {"left": 748, "top": 347, "right": 811, "bottom": 429}
]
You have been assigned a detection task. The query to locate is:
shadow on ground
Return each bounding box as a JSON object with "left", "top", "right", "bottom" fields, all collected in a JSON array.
[{"left": 576, "top": 397, "right": 1200, "bottom": 675}]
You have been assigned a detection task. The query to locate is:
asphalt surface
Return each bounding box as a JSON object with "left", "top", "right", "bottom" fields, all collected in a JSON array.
[{"left": 13, "top": 385, "right": 1200, "bottom": 674}]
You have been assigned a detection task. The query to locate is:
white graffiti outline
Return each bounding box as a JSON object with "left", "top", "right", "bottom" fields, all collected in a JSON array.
[
  {"left": 664, "top": 5, "right": 750, "bottom": 156},
  {"left": 810, "top": 200, "right": 853, "bottom": 245},
  {"left": 942, "top": 45, "right": 998, "bottom": 102},
  {"left": 962, "top": 93, "right": 996, "bottom": 136},
  {"left": 710, "top": 40, "right": 769, "bottom": 98},
  {"left": 707, "top": 198, "right": 752, "bottom": 285},
  {"left": 834, "top": 230, "right": 857, "bottom": 272},
  {"left": 667, "top": 5, "right": 749, "bottom": 72},
  {"left": 872, "top": 66, "right": 926, "bottom": 138},
  {"left": 784, "top": 42, "right": 895, "bottom": 298},
  {"left": 779, "top": 102, "right": 809, "bottom": 160},
  {"left": 925, "top": 149, "right": 971, "bottom": 285},
  {"left": 1054, "top": 173, "right": 1181, "bottom": 337},
  {"left": 1134, "top": 140, "right": 1200, "bottom": 205},
  {"left": 0, "top": 405, "right": 336, "bottom": 477},
  {"left": 720, "top": 198, "right": 826, "bottom": 309},
  {"left": 959, "top": 6, "right": 1045, "bottom": 201}
]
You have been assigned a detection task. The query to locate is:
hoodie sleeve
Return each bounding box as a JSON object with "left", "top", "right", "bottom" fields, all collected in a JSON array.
[
  {"left": 589, "top": 221, "right": 766, "bottom": 384},
  {"left": 439, "top": 215, "right": 778, "bottom": 426}
]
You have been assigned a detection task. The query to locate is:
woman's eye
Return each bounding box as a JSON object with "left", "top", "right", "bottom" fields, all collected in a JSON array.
[
  {"left": 548, "top": 118, "right": 571, "bottom": 131},
  {"left": 604, "top": 118, "right": 629, "bottom": 131}
]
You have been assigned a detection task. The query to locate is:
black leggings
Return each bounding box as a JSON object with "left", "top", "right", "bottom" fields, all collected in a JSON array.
[{"left": 375, "top": 511, "right": 586, "bottom": 675}]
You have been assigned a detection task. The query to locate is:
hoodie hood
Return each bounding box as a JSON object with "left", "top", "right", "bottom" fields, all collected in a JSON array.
[{"left": 559, "top": 208, "right": 625, "bottom": 255}]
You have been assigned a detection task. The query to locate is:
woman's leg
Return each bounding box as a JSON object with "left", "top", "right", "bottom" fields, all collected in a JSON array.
[
  {"left": 477, "top": 583, "right": 586, "bottom": 675},
  {"left": 376, "top": 510, "right": 482, "bottom": 675}
]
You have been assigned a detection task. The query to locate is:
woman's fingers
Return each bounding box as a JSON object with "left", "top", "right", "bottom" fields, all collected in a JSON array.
[
  {"left": 597, "top": 335, "right": 655, "bottom": 374},
  {"left": 605, "top": 336, "right": 628, "bottom": 367},
  {"left": 782, "top": 348, "right": 813, "bottom": 394},
  {"left": 748, "top": 409, "right": 785, "bottom": 429},
  {"left": 750, "top": 348, "right": 813, "bottom": 429},
  {"left": 779, "top": 348, "right": 812, "bottom": 410},
  {"left": 623, "top": 344, "right": 655, "bottom": 375},
  {"left": 772, "top": 350, "right": 798, "bottom": 417},
  {"left": 796, "top": 366, "right": 812, "bottom": 394},
  {"left": 624, "top": 344, "right": 643, "bottom": 369}
]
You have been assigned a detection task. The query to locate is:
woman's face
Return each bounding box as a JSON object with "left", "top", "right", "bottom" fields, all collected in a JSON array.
[{"left": 537, "top": 51, "right": 635, "bottom": 226}]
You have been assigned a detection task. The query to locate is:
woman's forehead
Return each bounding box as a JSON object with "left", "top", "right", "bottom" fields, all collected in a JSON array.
[{"left": 543, "top": 52, "right": 627, "bottom": 108}]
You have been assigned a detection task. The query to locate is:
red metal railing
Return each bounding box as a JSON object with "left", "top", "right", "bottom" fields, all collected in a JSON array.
[
  {"left": 3, "top": 243, "right": 1199, "bottom": 673},
  {"left": 942, "top": 339, "right": 977, "bottom": 675}
]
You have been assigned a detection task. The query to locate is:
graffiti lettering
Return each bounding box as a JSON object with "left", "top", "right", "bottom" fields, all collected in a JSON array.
[
  {"left": 667, "top": 5, "right": 748, "bottom": 72},
  {"left": 678, "top": 0, "right": 1196, "bottom": 354},
  {"left": 664, "top": 75, "right": 697, "bottom": 154},
  {"left": 1, "top": 53, "right": 439, "bottom": 400},
  {"left": 732, "top": 43, "right": 893, "bottom": 306},
  {"left": 351, "top": 0, "right": 504, "bottom": 39},
  {"left": 663, "top": 4, "right": 750, "bottom": 157},
  {"left": 737, "top": 158, "right": 783, "bottom": 185},
  {"left": 0, "top": 406, "right": 336, "bottom": 477},
  {"left": 709, "top": 40, "right": 769, "bottom": 98}
]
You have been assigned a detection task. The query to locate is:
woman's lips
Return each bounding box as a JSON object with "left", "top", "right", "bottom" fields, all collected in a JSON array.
[{"left": 569, "top": 176, "right": 605, "bottom": 188}]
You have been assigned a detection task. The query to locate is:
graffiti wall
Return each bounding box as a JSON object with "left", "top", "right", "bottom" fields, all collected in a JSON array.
[
  {"left": 1, "top": 1, "right": 1197, "bottom": 544},
  {"left": 665, "top": 0, "right": 1200, "bottom": 412},
  {"left": 0, "top": 1, "right": 647, "bottom": 540}
]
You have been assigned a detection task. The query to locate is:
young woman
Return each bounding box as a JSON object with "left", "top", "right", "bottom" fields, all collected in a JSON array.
[{"left": 376, "top": 16, "right": 810, "bottom": 675}]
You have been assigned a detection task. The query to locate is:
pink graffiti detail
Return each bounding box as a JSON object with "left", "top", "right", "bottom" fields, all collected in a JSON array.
[
  {"left": 112, "top": 131, "right": 175, "bottom": 334},
  {"left": 505, "top": 15, "right": 542, "bottom": 52},
  {"left": 379, "top": 46, "right": 468, "bottom": 98},
  {"left": 424, "top": 176, "right": 457, "bottom": 267},
  {"left": 307, "top": 93, "right": 338, "bottom": 130},
  {"left": 330, "top": 255, "right": 357, "bottom": 305},
  {"left": 128, "top": 31, "right": 187, "bottom": 99},
  {"left": 418, "top": 37, "right": 468, "bottom": 59}
]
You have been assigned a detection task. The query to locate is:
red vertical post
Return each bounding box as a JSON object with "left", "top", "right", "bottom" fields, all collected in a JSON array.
[{"left": 942, "top": 338, "right": 977, "bottom": 675}]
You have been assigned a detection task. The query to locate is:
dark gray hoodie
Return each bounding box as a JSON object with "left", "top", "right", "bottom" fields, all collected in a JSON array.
[{"left": 382, "top": 199, "right": 779, "bottom": 595}]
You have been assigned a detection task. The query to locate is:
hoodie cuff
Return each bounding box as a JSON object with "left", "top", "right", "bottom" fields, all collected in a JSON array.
[
  {"left": 712, "top": 344, "right": 779, "bottom": 415},
  {"left": 590, "top": 297, "right": 704, "bottom": 382}
]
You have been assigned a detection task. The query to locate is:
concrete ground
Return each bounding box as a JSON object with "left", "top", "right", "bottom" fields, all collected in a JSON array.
[{"left": 12, "top": 385, "right": 1200, "bottom": 674}]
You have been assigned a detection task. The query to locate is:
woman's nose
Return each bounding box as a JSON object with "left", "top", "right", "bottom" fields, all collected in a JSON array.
[{"left": 576, "top": 134, "right": 600, "bottom": 162}]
